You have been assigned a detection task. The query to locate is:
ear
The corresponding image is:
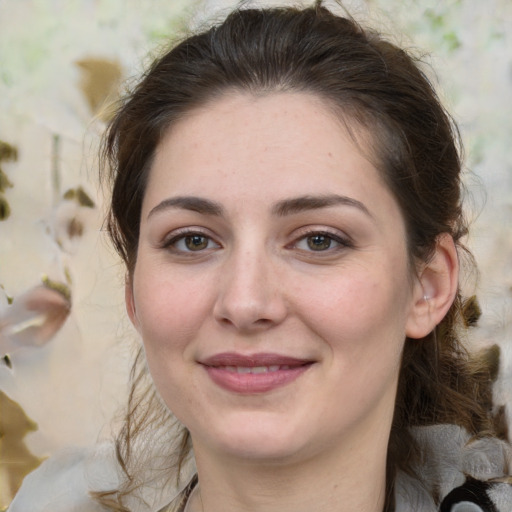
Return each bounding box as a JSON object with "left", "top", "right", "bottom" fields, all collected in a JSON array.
[
  {"left": 406, "top": 233, "right": 459, "bottom": 339},
  {"left": 125, "top": 274, "right": 141, "bottom": 333}
]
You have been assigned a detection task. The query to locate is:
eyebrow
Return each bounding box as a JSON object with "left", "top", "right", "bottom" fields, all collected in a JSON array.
[
  {"left": 147, "top": 196, "right": 224, "bottom": 219},
  {"left": 147, "top": 193, "right": 372, "bottom": 220},
  {"left": 271, "top": 194, "right": 372, "bottom": 218}
]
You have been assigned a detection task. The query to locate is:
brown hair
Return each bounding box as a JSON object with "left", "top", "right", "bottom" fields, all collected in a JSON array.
[{"left": 98, "top": 2, "right": 503, "bottom": 510}]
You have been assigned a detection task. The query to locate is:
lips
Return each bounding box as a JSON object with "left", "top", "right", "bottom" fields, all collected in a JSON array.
[{"left": 200, "top": 353, "right": 313, "bottom": 394}]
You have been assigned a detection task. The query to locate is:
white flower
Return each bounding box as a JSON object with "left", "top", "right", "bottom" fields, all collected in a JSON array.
[{"left": 0, "top": 284, "right": 71, "bottom": 355}]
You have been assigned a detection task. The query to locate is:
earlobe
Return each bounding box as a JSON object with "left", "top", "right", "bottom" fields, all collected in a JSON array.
[
  {"left": 125, "top": 275, "right": 140, "bottom": 332},
  {"left": 406, "top": 233, "right": 459, "bottom": 339}
]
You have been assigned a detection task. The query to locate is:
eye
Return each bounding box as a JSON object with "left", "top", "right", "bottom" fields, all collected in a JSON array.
[
  {"left": 304, "top": 234, "right": 334, "bottom": 251},
  {"left": 293, "top": 231, "right": 351, "bottom": 253},
  {"left": 164, "top": 230, "right": 221, "bottom": 253},
  {"left": 182, "top": 234, "right": 210, "bottom": 251}
]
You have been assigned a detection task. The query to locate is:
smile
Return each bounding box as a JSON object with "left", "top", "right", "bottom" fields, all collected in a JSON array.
[
  {"left": 221, "top": 365, "right": 291, "bottom": 374},
  {"left": 200, "top": 353, "right": 314, "bottom": 394}
]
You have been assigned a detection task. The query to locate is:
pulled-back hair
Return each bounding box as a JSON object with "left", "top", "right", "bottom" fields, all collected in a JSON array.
[{"left": 98, "top": 2, "right": 503, "bottom": 510}]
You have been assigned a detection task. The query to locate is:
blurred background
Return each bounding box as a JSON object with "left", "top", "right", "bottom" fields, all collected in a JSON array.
[{"left": 1, "top": 0, "right": 511, "bottom": 507}]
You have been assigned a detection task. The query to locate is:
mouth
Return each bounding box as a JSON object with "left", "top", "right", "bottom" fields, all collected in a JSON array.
[
  {"left": 217, "top": 364, "right": 296, "bottom": 374},
  {"left": 200, "top": 353, "right": 314, "bottom": 394}
]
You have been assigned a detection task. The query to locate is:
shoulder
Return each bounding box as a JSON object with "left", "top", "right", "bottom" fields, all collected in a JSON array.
[
  {"left": 396, "top": 425, "right": 512, "bottom": 512},
  {"left": 8, "top": 443, "right": 117, "bottom": 512},
  {"left": 8, "top": 441, "right": 194, "bottom": 512},
  {"left": 440, "top": 478, "right": 512, "bottom": 512}
]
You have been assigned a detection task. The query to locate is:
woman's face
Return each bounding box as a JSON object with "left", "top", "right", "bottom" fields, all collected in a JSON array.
[{"left": 128, "top": 92, "right": 425, "bottom": 465}]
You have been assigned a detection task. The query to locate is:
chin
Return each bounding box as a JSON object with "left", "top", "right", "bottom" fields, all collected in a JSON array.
[
  {"left": 193, "top": 412, "right": 314, "bottom": 463},
  {"left": 218, "top": 437, "right": 304, "bottom": 463}
]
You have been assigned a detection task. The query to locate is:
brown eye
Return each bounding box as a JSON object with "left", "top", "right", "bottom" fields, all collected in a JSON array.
[
  {"left": 185, "top": 235, "right": 209, "bottom": 251},
  {"left": 164, "top": 230, "right": 221, "bottom": 254},
  {"left": 293, "top": 230, "right": 351, "bottom": 254},
  {"left": 306, "top": 234, "right": 333, "bottom": 251}
]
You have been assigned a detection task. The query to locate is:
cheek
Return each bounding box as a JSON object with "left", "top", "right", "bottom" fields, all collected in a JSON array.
[
  {"left": 131, "top": 270, "right": 213, "bottom": 419},
  {"left": 296, "top": 263, "right": 410, "bottom": 370},
  {"left": 133, "top": 267, "right": 213, "bottom": 355},
  {"left": 304, "top": 276, "right": 403, "bottom": 335},
  {"left": 282, "top": 270, "right": 408, "bottom": 441}
]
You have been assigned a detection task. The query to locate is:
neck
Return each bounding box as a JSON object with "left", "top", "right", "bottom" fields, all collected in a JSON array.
[{"left": 188, "top": 425, "right": 390, "bottom": 512}]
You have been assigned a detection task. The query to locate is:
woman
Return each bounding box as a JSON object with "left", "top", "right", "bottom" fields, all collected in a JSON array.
[{"left": 9, "top": 1, "right": 512, "bottom": 511}]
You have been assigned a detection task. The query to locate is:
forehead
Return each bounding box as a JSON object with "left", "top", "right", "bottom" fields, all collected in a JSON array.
[{"left": 143, "top": 91, "right": 394, "bottom": 218}]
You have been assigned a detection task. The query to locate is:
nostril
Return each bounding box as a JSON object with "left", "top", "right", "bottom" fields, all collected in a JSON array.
[
  {"left": 217, "top": 316, "right": 274, "bottom": 330},
  {"left": 254, "top": 318, "right": 273, "bottom": 326},
  {"left": 219, "top": 317, "right": 273, "bottom": 327}
]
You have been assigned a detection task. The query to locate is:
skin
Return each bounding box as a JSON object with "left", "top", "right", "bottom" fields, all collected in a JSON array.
[{"left": 126, "top": 92, "right": 458, "bottom": 512}]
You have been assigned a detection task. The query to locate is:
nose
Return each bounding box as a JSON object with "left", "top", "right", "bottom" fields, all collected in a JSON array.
[{"left": 213, "top": 246, "right": 288, "bottom": 332}]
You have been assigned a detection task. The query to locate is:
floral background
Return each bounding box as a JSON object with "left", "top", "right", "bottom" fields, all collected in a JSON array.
[{"left": 1, "top": 0, "right": 511, "bottom": 508}]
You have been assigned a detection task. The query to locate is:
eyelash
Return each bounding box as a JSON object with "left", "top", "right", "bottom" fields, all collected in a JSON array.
[
  {"left": 162, "top": 228, "right": 221, "bottom": 254},
  {"left": 291, "top": 229, "right": 353, "bottom": 254},
  {"left": 161, "top": 228, "right": 353, "bottom": 255}
]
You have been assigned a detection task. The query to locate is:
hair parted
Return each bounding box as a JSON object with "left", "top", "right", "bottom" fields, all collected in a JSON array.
[{"left": 98, "top": 2, "right": 504, "bottom": 510}]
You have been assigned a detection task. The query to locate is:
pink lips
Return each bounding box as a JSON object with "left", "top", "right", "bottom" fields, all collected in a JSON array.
[{"left": 200, "top": 353, "right": 313, "bottom": 394}]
